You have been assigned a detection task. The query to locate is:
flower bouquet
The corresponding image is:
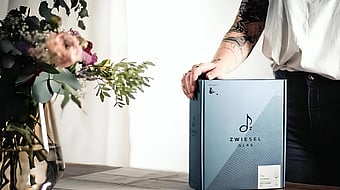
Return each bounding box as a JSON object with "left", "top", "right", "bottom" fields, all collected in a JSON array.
[{"left": 0, "top": 0, "right": 153, "bottom": 189}]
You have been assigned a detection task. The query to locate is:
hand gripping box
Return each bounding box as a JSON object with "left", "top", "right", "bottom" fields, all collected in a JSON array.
[{"left": 189, "top": 79, "right": 286, "bottom": 190}]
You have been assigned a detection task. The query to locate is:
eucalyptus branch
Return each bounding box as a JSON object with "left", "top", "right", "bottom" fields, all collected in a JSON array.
[{"left": 78, "top": 59, "right": 154, "bottom": 107}]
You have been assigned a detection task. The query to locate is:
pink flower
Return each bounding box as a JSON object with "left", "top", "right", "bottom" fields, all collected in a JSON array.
[
  {"left": 82, "top": 41, "right": 98, "bottom": 65},
  {"left": 82, "top": 51, "right": 98, "bottom": 66},
  {"left": 46, "top": 32, "right": 83, "bottom": 68}
]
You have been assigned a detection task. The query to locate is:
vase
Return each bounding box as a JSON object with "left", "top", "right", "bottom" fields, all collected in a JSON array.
[{"left": 0, "top": 101, "right": 65, "bottom": 190}]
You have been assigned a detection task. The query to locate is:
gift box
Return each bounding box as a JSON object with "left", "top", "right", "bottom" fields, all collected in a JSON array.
[{"left": 189, "top": 79, "right": 286, "bottom": 190}]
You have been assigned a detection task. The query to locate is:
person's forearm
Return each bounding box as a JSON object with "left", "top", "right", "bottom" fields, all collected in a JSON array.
[{"left": 212, "top": 0, "right": 269, "bottom": 74}]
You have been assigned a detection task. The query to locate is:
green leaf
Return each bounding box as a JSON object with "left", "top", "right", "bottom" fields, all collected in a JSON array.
[
  {"left": 125, "top": 95, "right": 130, "bottom": 105},
  {"left": 60, "top": 83, "right": 82, "bottom": 109},
  {"left": 102, "top": 91, "right": 111, "bottom": 97},
  {"left": 54, "top": 0, "right": 70, "bottom": 16},
  {"left": 127, "top": 93, "right": 135, "bottom": 99},
  {"left": 26, "top": 16, "right": 41, "bottom": 31},
  {"left": 78, "top": 20, "right": 85, "bottom": 30},
  {"left": 100, "top": 92, "right": 104, "bottom": 102},
  {"left": 61, "top": 88, "right": 70, "bottom": 109},
  {"left": 0, "top": 54, "right": 16, "bottom": 68},
  {"left": 18, "top": 6, "right": 28, "bottom": 14},
  {"left": 71, "top": 0, "right": 79, "bottom": 8},
  {"left": 53, "top": 69, "right": 81, "bottom": 90},
  {"left": 0, "top": 39, "right": 22, "bottom": 55},
  {"left": 36, "top": 62, "right": 60, "bottom": 74},
  {"left": 71, "top": 94, "right": 82, "bottom": 108},
  {"left": 15, "top": 73, "right": 35, "bottom": 85},
  {"left": 79, "top": 0, "right": 88, "bottom": 9},
  {"left": 39, "top": 1, "right": 53, "bottom": 20},
  {"left": 79, "top": 7, "right": 89, "bottom": 18},
  {"left": 101, "top": 86, "right": 111, "bottom": 91},
  {"left": 61, "top": 82, "right": 80, "bottom": 97},
  {"left": 144, "top": 61, "right": 155, "bottom": 66},
  {"left": 32, "top": 72, "right": 54, "bottom": 103},
  {"left": 49, "top": 77, "right": 63, "bottom": 94},
  {"left": 6, "top": 123, "right": 32, "bottom": 145}
]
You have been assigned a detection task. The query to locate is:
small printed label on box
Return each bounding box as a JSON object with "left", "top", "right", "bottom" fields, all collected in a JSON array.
[{"left": 258, "top": 165, "right": 281, "bottom": 189}]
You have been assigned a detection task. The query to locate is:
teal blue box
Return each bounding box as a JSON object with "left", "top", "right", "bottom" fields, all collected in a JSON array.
[{"left": 189, "top": 79, "right": 287, "bottom": 190}]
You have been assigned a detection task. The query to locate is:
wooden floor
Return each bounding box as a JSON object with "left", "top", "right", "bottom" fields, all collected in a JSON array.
[
  {"left": 54, "top": 163, "right": 192, "bottom": 190},
  {"left": 54, "top": 163, "right": 340, "bottom": 190}
]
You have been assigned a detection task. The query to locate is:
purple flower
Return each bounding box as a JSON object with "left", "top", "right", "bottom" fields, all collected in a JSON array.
[{"left": 15, "top": 40, "right": 31, "bottom": 54}]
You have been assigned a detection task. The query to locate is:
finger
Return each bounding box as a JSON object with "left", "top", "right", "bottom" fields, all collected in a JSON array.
[
  {"left": 181, "top": 71, "right": 192, "bottom": 98},
  {"left": 182, "top": 62, "right": 218, "bottom": 99},
  {"left": 181, "top": 73, "right": 187, "bottom": 95},
  {"left": 186, "top": 71, "right": 196, "bottom": 99},
  {"left": 188, "top": 63, "right": 216, "bottom": 98},
  {"left": 190, "top": 62, "right": 216, "bottom": 82},
  {"left": 193, "top": 62, "right": 217, "bottom": 76},
  {"left": 181, "top": 72, "right": 188, "bottom": 96},
  {"left": 188, "top": 67, "right": 200, "bottom": 98}
]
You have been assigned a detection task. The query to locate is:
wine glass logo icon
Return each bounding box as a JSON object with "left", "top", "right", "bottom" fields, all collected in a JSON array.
[{"left": 208, "top": 87, "right": 218, "bottom": 95}]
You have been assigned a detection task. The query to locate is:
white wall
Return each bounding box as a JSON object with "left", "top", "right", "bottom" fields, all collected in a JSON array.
[{"left": 126, "top": 0, "right": 273, "bottom": 172}]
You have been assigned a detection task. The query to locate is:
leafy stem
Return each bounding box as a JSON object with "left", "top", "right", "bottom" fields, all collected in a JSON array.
[{"left": 79, "top": 59, "right": 154, "bottom": 107}]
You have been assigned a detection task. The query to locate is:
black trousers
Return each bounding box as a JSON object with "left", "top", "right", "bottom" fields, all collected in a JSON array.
[{"left": 275, "top": 70, "right": 340, "bottom": 186}]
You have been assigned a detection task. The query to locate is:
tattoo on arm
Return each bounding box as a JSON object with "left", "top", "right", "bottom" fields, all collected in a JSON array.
[{"left": 222, "top": 0, "right": 269, "bottom": 60}]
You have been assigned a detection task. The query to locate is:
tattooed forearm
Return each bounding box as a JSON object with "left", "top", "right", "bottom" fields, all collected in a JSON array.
[
  {"left": 217, "top": 42, "right": 245, "bottom": 65},
  {"left": 222, "top": 0, "right": 269, "bottom": 59},
  {"left": 231, "top": 0, "right": 269, "bottom": 34},
  {"left": 221, "top": 0, "right": 268, "bottom": 61},
  {"left": 223, "top": 36, "right": 246, "bottom": 47}
]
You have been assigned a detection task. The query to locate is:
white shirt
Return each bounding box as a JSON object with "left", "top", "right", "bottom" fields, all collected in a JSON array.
[{"left": 262, "top": 0, "right": 340, "bottom": 79}]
